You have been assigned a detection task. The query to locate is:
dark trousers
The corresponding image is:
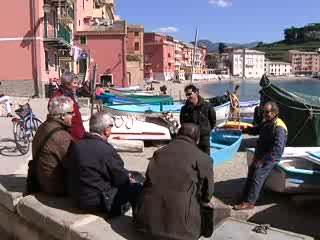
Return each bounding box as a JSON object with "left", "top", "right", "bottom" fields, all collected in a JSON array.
[
  {"left": 110, "top": 183, "right": 143, "bottom": 217},
  {"left": 198, "top": 136, "right": 210, "bottom": 155},
  {"left": 242, "top": 161, "right": 277, "bottom": 204}
]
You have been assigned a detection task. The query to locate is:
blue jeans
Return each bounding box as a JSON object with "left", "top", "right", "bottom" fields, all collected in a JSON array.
[{"left": 242, "top": 161, "right": 277, "bottom": 204}]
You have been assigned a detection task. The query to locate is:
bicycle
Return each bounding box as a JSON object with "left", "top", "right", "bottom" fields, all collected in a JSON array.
[{"left": 12, "top": 98, "right": 43, "bottom": 154}]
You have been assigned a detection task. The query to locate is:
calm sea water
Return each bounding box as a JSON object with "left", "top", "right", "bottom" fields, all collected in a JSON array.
[{"left": 201, "top": 78, "right": 320, "bottom": 101}]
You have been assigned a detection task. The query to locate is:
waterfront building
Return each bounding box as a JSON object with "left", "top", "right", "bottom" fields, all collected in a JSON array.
[
  {"left": 229, "top": 49, "right": 265, "bottom": 78},
  {"left": 126, "top": 25, "right": 144, "bottom": 86},
  {"left": 288, "top": 50, "right": 320, "bottom": 76},
  {"left": 174, "top": 40, "right": 185, "bottom": 81},
  {"left": 265, "top": 60, "right": 292, "bottom": 76},
  {"left": 0, "top": 0, "right": 74, "bottom": 96},
  {"left": 75, "top": 0, "right": 129, "bottom": 87},
  {"left": 144, "top": 33, "right": 175, "bottom": 81}
]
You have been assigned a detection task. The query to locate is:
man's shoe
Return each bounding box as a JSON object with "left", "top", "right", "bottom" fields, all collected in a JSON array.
[
  {"left": 7, "top": 113, "right": 13, "bottom": 118},
  {"left": 233, "top": 202, "right": 255, "bottom": 210}
]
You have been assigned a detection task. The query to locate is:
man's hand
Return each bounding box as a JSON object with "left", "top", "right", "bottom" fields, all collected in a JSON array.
[
  {"left": 128, "top": 174, "right": 137, "bottom": 184},
  {"left": 253, "top": 159, "right": 264, "bottom": 168}
]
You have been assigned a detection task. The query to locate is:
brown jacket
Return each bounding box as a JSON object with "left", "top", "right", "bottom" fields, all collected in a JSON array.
[
  {"left": 32, "top": 115, "right": 73, "bottom": 195},
  {"left": 134, "top": 136, "right": 214, "bottom": 240}
]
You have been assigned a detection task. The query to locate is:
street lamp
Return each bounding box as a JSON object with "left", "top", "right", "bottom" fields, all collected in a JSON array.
[{"left": 43, "top": 2, "right": 51, "bottom": 14}]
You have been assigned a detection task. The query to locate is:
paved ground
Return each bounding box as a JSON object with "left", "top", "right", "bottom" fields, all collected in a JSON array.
[{"left": 0, "top": 97, "right": 320, "bottom": 239}]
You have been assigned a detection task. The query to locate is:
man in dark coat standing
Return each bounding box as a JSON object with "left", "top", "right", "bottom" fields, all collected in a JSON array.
[
  {"left": 134, "top": 123, "right": 214, "bottom": 240},
  {"left": 67, "top": 112, "right": 142, "bottom": 216},
  {"left": 180, "top": 85, "right": 216, "bottom": 155},
  {"left": 53, "top": 71, "right": 85, "bottom": 141}
]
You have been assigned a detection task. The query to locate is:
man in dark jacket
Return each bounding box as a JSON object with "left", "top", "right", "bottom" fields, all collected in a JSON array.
[
  {"left": 180, "top": 85, "right": 216, "bottom": 155},
  {"left": 134, "top": 123, "right": 214, "bottom": 240},
  {"left": 67, "top": 112, "right": 142, "bottom": 217},
  {"left": 234, "top": 101, "right": 287, "bottom": 210},
  {"left": 53, "top": 71, "right": 85, "bottom": 141}
]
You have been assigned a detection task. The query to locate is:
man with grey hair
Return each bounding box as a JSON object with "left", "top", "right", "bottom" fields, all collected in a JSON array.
[
  {"left": 68, "top": 112, "right": 143, "bottom": 217},
  {"left": 29, "top": 96, "right": 74, "bottom": 195},
  {"left": 52, "top": 71, "right": 85, "bottom": 141}
]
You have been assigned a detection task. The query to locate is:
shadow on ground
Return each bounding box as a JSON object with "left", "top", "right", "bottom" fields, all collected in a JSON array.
[
  {"left": 0, "top": 138, "right": 24, "bottom": 157},
  {"left": 0, "top": 174, "right": 26, "bottom": 192},
  {"left": 249, "top": 199, "right": 320, "bottom": 238},
  {"left": 239, "top": 135, "right": 257, "bottom": 152}
]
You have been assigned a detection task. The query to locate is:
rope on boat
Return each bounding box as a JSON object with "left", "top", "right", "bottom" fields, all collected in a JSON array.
[
  {"left": 112, "top": 115, "right": 135, "bottom": 129},
  {"left": 252, "top": 224, "right": 270, "bottom": 234}
]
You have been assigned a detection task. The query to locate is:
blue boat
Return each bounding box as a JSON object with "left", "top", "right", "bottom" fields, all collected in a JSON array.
[{"left": 210, "top": 129, "right": 243, "bottom": 166}]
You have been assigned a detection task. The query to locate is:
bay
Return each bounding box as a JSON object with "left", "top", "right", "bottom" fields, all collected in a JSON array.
[{"left": 201, "top": 78, "right": 320, "bottom": 101}]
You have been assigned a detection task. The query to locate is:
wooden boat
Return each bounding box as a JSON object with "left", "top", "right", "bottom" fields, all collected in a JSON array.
[
  {"left": 110, "top": 86, "right": 143, "bottom": 92},
  {"left": 105, "top": 102, "right": 231, "bottom": 126},
  {"left": 82, "top": 115, "right": 171, "bottom": 141},
  {"left": 210, "top": 129, "right": 243, "bottom": 166},
  {"left": 213, "top": 218, "right": 313, "bottom": 240},
  {"left": 239, "top": 100, "right": 259, "bottom": 116},
  {"left": 222, "top": 121, "right": 253, "bottom": 129},
  {"left": 247, "top": 147, "right": 320, "bottom": 193}
]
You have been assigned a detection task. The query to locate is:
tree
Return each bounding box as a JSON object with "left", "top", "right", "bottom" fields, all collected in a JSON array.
[
  {"left": 205, "top": 54, "right": 219, "bottom": 69},
  {"left": 218, "top": 42, "right": 226, "bottom": 54}
]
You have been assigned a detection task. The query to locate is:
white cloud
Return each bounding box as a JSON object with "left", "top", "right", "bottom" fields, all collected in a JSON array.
[
  {"left": 208, "top": 0, "right": 232, "bottom": 8},
  {"left": 154, "top": 27, "right": 179, "bottom": 34}
]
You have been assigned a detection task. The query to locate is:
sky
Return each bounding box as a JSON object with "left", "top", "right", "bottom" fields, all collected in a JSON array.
[{"left": 116, "top": 0, "right": 320, "bottom": 44}]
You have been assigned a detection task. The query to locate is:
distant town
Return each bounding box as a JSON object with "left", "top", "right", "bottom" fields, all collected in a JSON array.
[{"left": 1, "top": 0, "right": 320, "bottom": 97}]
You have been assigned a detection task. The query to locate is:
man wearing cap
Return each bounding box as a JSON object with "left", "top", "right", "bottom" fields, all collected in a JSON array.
[
  {"left": 67, "top": 112, "right": 143, "bottom": 217},
  {"left": 52, "top": 71, "right": 85, "bottom": 141}
]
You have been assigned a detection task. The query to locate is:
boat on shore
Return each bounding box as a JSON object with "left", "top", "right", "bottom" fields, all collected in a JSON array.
[
  {"left": 239, "top": 100, "right": 259, "bottom": 116},
  {"left": 105, "top": 101, "right": 231, "bottom": 126},
  {"left": 247, "top": 147, "right": 320, "bottom": 193},
  {"left": 211, "top": 129, "right": 243, "bottom": 166}
]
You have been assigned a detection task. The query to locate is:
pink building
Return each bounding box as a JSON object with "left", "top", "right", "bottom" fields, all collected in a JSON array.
[
  {"left": 144, "top": 33, "right": 175, "bottom": 81},
  {"left": 74, "top": 0, "right": 129, "bottom": 87},
  {"left": 0, "top": 0, "right": 73, "bottom": 96},
  {"left": 126, "top": 25, "right": 144, "bottom": 86}
]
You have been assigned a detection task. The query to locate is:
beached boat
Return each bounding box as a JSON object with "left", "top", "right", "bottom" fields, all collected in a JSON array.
[
  {"left": 82, "top": 115, "right": 171, "bottom": 141},
  {"left": 260, "top": 74, "right": 320, "bottom": 146},
  {"left": 105, "top": 101, "right": 231, "bottom": 126},
  {"left": 96, "top": 92, "right": 173, "bottom": 105},
  {"left": 210, "top": 129, "right": 243, "bottom": 166},
  {"left": 110, "top": 86, "right": 144, "bottom": 92},
  {"left": 239, "top": 100, "right": 259, "bottom": 116},
  {"left": 247, "top": 147, "right": 320, "bottom": 193}
]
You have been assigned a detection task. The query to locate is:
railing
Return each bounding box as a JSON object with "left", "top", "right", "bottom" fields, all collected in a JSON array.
[{"left": 58, "top": 23, "right": 71, "bottom": 44}]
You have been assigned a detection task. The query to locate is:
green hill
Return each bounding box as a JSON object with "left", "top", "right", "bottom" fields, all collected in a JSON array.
[{"left": 255, "top": 41, "right": 320, "bottom": 62}]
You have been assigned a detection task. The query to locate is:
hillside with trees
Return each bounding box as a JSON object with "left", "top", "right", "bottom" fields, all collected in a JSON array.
[{"left": 255, "top": 23, "right": 320, "bottom": 61}]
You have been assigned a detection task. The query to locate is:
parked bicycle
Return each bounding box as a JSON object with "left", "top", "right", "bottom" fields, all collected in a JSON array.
[{"left": 12, "top": 98, "right": 43, "bottom": 154}]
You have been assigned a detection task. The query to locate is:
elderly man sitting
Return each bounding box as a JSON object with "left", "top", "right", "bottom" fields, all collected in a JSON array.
[
  {"left": 68, "top": 112, "right": 143, "bottom": 217},
  {"left": 28, "top": 96, "right": 74, "bottom": 195}
]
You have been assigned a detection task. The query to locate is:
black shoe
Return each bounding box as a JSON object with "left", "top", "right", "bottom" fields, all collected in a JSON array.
[{"left": 7, "top": 113, "right": 13, "bottom": 118}]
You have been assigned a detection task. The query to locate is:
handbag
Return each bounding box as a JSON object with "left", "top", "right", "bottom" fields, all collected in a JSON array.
[
  {"left": 26, "top": 127, "right": 64, "bottom": 194},
  {"left": 200, "top": 205, "right": 214, "bottom": 238}
]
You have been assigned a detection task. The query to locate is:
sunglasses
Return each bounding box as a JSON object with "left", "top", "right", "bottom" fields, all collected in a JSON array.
[
  {"left": 263, "top": 110, "right": 272, "bottom": 114},
  {"left": 65, "top": 111, "right": 75, "bottom": 116},
  {"left": 185, "top": 92, "right": 194, "bottom": 97}
]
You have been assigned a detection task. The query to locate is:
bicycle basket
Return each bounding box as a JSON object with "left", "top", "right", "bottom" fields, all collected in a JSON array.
[{"left": 15, "top": 104, "right": 30, "bottom": 118}]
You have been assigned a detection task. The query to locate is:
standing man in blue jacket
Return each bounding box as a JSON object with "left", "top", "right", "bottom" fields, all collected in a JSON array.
[{"left": 234, "top": 101, "right": 287, "bottom": 210}]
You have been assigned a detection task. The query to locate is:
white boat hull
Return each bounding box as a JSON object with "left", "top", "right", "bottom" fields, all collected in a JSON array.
[
  {"left": 82, "top": 115, "right": 171, "bottom": 141},
  {"left": 247, "top": 147, "right": 320, "bottom": 193}
]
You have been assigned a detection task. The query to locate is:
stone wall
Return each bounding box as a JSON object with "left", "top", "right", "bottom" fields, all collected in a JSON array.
[{"left": 0, "top": 80, "right": 36, "bottom": 97}]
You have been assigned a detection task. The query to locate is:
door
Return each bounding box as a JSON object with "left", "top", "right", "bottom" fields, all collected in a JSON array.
[
  {"left": 100, "top": 74, "right": 113, "bottom": 87},
  {"left": 79, "top": 59, "right": 87, "bottom": 73}
]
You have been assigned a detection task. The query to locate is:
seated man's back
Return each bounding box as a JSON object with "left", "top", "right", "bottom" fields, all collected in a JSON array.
[{"left": 68, "top": 133, "right": 129, "bottom": 211}]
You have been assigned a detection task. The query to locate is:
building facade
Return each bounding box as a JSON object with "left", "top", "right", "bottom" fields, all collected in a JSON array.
[
  {"left": 288, "top": 50, "right": 320, "bottom": 75},
  {"left": 126, "top": 25, "right": 144, "bottom": 86},
  {"left": 230, "top": 49, "right": 265, "bottom": 78},
  {"left": 144, "top": 33, "right": 175, "bottom": 81},
  {"left": 0, "top": 0, "right": 74, "bottom": 96},
  {"left": 265, "top": 60, "right": 292, "bottom": 76}
]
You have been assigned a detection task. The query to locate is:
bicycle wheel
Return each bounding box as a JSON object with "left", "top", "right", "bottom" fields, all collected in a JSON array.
[
  {"left": 13, "top": 121, "right": 30, "bottom": 154},
  {"left": 25, "top": 116, "right": 43, "bottom": 138}
]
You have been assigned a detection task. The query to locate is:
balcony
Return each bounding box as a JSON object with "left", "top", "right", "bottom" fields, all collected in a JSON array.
[
  {"left": 44, "top": 23, "right": 72, "bottom": 49},
  {"left": 49, "top": 0, "right": 74, "bottom": 7},
  {"left": 59, "top": 7, "right": 74, "bottom": 24},
  {"left": 175, "top": 54, "right": 182, "bottom": 59}
]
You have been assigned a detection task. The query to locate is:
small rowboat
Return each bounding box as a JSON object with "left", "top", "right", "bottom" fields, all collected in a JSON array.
[{"left": 210, "top": 129, "right": 243, "bottom": 166}]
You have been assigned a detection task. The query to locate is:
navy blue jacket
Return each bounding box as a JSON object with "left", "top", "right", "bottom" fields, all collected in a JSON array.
[
  {"left": 247, "top": 117, "right": 287, "bottom": 162},
  {"left": 67, "top": 133, "right": 129, "bottom": 210}
]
